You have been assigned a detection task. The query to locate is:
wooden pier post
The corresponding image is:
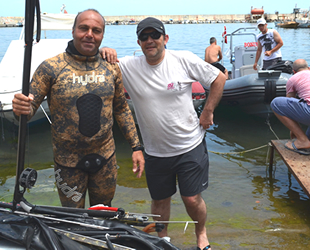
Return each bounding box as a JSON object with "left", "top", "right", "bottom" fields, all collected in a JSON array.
[{"left": 269, "top": 140, "right": 310, "bottom": 198}]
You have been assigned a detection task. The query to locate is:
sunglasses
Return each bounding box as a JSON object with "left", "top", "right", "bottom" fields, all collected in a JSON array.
[{"left": 138, "top": 31, "right": 162, "bottom": 41}]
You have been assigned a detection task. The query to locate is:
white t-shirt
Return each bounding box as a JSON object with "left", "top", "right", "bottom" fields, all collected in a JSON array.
[
  {"left": 257, "top": 29, "right": 282, "bottom": 61},
  {"left": 119, "top": 49, "right": 220, "bottom": 157}
]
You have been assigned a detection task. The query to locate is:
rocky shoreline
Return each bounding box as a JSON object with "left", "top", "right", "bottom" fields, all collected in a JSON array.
[
  {"left": 0, "top": 16, "right": 24, "bottom": 27},
  {"left": 0, "top": 13, "right": 296, "bottom": 27}
]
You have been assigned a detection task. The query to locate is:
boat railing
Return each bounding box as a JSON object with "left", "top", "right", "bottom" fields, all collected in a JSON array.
[
  {"left": 230, "top": 27, "right": 259, "bottom": 35},
  {"left": 222, "top": 27, "right": 259, "bottom": 66},
  {"left": 221, "top": 27, "right": 262, "bottom": 79}
]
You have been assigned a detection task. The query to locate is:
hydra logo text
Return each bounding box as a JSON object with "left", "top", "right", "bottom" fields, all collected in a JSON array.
[
  {"left": 55, "top": 169, "right": 82, "bottom": 202},
  {"left": 72, "top": 72, "right": 105, "bottom": 85}
]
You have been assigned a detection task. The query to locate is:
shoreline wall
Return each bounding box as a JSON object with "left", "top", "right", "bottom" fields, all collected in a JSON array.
[
  {"left": 0, "top": 13, "right": 297, "bottom": 26},
  {"left": 102, "top": 13, "right": 296, "bottom": 22}
]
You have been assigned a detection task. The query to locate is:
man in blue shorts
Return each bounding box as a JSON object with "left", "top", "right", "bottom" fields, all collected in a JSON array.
[
  {"left": 101, "top": 17, "right": 226, "bottom": 250},
  {"left": 271, "top": 59, "right": 310, "bottom": 155}
]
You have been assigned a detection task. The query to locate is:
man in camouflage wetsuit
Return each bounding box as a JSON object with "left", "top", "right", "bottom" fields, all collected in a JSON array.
[{"left": 12, "top": 9, "right": 144, "bottom": 208}]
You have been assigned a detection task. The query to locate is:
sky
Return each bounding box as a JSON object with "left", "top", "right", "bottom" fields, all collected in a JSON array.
[{"left": 1, "top": 0, "right": 310, "bottom": 17}]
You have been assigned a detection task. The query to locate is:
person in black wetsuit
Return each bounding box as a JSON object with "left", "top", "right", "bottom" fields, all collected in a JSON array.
[{"left": 12, "top": 9, "right": 145, "bottom": 208}]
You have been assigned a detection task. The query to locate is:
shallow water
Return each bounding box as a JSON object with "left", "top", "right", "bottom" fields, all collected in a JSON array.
[
  {"left": 1, "top": 111, "right": 309, "bottom": 249},
  {"left": 1, "top": 23, "right": 310, "bottom": 249}
]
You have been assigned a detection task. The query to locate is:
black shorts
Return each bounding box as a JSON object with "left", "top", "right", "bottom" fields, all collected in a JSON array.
[
  {"left": 263, "top": 57, "right": 282, "bottom": 70},
  {"left": 211, "top": 62, "right": 226, "bottom": 74},
  {"left": 145, "top": 138, "right": 209, "bottom": 200}
]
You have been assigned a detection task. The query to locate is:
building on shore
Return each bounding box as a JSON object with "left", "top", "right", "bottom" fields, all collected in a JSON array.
[{"left": 0, "top": 16, "right": 24, "bottom": 27}]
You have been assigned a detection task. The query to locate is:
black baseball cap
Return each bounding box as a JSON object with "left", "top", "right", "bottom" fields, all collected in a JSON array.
[{"left": 136, "top": 17, "right": 165, "bottom": 37}]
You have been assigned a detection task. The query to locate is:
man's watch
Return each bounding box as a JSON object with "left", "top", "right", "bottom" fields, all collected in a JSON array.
[{"left": 132, "top": 145, "right": 144, "bottom": 152}]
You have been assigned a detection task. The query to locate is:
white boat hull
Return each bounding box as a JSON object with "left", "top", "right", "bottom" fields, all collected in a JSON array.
[{"left": 0, "top": 39, "right": 70, "bottom": 125}]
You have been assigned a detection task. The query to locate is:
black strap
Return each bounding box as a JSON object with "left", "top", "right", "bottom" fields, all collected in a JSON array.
[{"left": 132, "top": 145, "right": 144, "bottom": 152}]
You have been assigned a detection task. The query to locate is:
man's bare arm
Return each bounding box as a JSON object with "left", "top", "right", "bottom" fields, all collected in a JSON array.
[
  {"left": 218, "top": 47, "right": 223, "bottom": 62},
  {"left": 253, "top": 42, "right": 262, "bottom": 70},
  {"left": 265, "top": 30, "right": 283, "bottom": 56},
  {"left": 199, "top": 72, "right": 226, "bottom": 129},
  {"left": 204, "top": 48, "right": 209, "bottom": 62}
]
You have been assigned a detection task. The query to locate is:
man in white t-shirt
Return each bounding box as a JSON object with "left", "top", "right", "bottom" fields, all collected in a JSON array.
[
  {"left": 101, "top": 17, "right": 226, "bottom": 250},
  {"left": 253, "top": 18, "right": 283, "bottom": 70}
]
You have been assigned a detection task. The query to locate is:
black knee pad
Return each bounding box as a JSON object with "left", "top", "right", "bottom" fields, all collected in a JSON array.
[{"left": 76, "top": 93, "right": 102, "bottom": 137}]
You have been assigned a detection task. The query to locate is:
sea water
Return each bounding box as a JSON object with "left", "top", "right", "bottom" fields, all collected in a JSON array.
[{"left": 1, "top": 23, "right": 310, "bottom": 249}]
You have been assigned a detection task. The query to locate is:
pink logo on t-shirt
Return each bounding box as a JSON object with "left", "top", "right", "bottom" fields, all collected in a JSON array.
[{"left": 167, "top": 82, "right": 175, "bottom": 90}]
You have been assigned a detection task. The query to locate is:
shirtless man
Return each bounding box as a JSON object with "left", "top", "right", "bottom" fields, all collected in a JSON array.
[{"left": 205, "top": 37, "right": 228, "bottom": 79}]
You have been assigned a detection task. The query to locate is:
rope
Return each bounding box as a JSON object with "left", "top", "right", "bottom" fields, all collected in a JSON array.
[
  {"left": 208, "top": 144, "right": 268, "bottom": 155},
  {"left": 265, "top": 116, "right": 280, "bottom": 140},
  {"left": 0, "top": 101, "right": 5, "bottom": 141},
  {"left": 208, "top": 115, "right": 281, "bottom": 155},
  {"left": 1, "top": 115, "right": 4, "bottom": 142},
  {"left": 40, "top": 104, "right": 52, "bottom": 124}
]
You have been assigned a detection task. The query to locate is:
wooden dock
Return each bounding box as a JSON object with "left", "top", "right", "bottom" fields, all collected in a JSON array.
[{"left": 269, "top": 140, "right": 310, "bottom": 198}]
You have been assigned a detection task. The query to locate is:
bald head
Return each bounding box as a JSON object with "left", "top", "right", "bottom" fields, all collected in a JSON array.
[
  {"left": 73, "top": 9, "right": 105, "bottom": 30},
  {"left": 293, "top": 59, "right": 309, "bottom": 72},
  {"left": 72, "top": 9, "right": 105, "bottom": 56}
]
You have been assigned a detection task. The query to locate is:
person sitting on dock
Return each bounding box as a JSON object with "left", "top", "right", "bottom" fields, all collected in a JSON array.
[
  {"left": 253, "top": 18, "right": 283, "bottom": 70},
  {"left": 12, "top": 9, "right": 145, "bottom": 208},
  {"left": 204, "top": 37, "right": 228, "bottom": 79},
  {"left": 271, "top": 59, "right": 310, "bottom": 155}
]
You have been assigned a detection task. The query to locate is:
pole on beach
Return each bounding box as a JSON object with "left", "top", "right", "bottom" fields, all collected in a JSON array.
[{"left": 13, "top": 0, "right": 41, "bottom": 211}]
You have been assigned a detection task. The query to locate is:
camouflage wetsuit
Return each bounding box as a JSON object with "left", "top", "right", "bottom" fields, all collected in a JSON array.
[{"left": 29, "top": 41, "right": 140, "bottom": 208}]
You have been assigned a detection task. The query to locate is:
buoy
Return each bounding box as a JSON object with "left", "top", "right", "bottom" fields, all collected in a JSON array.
[{"left": 251, "top": 8, "right": 264, "bottom": 15}]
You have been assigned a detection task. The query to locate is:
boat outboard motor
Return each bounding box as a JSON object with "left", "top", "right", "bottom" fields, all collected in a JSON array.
[{"left": 266, "top": 60, "right": 294, "bottom": 74}]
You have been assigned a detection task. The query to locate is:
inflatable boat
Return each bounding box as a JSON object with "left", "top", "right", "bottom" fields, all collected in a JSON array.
[{"left": 204, "top": 27, "right": 292, "bottom": 116}]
